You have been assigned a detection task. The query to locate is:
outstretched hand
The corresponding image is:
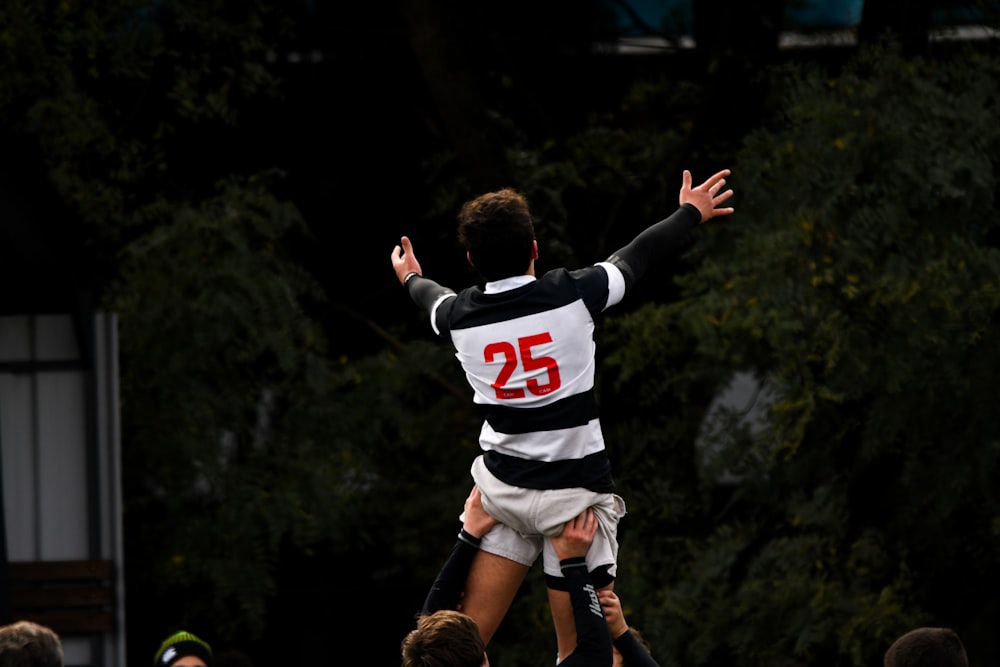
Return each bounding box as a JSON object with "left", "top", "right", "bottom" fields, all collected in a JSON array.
[
  {"left": 679, "top": 169, "right": 735, "bottom": 223},
  {"left": 391, "top": 235, "right": 423, "bottom": 284}
]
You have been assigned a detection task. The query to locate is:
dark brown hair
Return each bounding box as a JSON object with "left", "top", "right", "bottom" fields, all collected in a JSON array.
[
  {"left": 0, "top": 621, "right": 64, "bottom": 667},
  {"left": 401, "top": 610, "right": 485, "bottom": 667},
  {"left": 457, "top": 188, "right": 535, "bottom": 282},
  {"left": 884, "top": 627, "right": 968, "bottom": 667}
]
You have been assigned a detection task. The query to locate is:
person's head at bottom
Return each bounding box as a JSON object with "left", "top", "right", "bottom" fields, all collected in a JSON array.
[
  {"left": 401, "top": 609, "right": 488, "bottom": 667},
  {"left": 0, "top": 620, "right": 64, "bottom": 667},
  {"left": 884, "top": 627, "right": 968, "bottom": 667},
  {"left": 153, "top": 630, "right": 214, "bottom": 667}
]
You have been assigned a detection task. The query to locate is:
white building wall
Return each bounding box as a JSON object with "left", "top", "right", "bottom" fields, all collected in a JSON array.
[{"left": 0, "top": 313, "right": 125, "bottom": 667}]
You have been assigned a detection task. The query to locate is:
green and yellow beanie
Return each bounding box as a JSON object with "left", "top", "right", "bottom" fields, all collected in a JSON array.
[{"left": 153, "top": 630, "right": 214, "bottom": 667}]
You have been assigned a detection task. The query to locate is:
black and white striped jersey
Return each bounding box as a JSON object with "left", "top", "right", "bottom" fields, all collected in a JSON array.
[{"left": 431, "top": 262, "right": 627, "bottom": 493}]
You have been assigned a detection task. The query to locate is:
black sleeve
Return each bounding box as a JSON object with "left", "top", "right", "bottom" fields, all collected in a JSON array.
[
  {"left": 604, "top": 203, "right": 701, "bottom": 292},
  {"left": 554, "top": 558, "right": 613, "bottom": 667},
  {"left": 614, "top": 630, "right": 661, "bottom": 667},
  {"left": 421, "top": 530, "right": 481, "bottom": 615},
  {"left": 405, "top": 274, "right": 457, "bottom": 313}
]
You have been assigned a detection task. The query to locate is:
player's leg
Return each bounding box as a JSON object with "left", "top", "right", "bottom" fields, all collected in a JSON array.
[
  {"left": 465, "top": 465, "right": 545, "bottom": 644},
  {"left": 460, "top": 549, "right": 530, "bottom": 645},
  {"left": 548, "top": 586, "right": 574, "bottom": 660}
]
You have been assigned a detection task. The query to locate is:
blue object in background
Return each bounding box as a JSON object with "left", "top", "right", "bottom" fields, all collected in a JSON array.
[
  {"left": 611, "top": 0, "right": 694, "bottom": 38},
  {"left": 611, "top": 0, "right": 986, "bottom": 36},
  {"left": 791, "top": 0, "right": 863, "bottom": 27},
  {"left": 611, "top": 0, "right": 865, "bottom": 37}
]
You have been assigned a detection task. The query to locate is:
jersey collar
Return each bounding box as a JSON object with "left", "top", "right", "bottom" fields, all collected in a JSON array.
[{"left": 484, "top": 274, "right": 536, "bottom": 294}]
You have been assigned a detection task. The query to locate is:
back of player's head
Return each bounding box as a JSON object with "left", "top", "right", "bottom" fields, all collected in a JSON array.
[
  {"left": 457, "top": 188, "right": 535, "bottom": 282},
  {"left": 0, "top": 620, "right": 64, "bottom": 667},
  {"left": 401, "top": 610, "right": 486, "bottom": 667},
  {"left": 884, "top": 627, "right": 968, "bottom": 667}
]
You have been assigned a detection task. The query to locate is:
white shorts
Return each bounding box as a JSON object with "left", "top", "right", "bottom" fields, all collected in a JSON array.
[{"left": 465, "top": 455, "right": 627, "bottom": 580}]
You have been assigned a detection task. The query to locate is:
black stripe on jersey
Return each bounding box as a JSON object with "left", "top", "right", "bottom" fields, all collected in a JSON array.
[
  {"left": 445, "top": 267, "right": 610, "bottom": 331},
  {"left": 483, "top": 391, "right": 598, "bottom": 434},
  {"left": 483, "top": 450, "right": 615, "bottom": 492}
]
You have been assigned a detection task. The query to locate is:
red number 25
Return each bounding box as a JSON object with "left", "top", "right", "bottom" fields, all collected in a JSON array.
[{"left": 484, "top": 332, "right": 562, "bottom": 400}]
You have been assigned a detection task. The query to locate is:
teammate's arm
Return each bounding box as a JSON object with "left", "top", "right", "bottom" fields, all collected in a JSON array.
[
  {"left": 421, "top": 486, "right": 498, "bottom": 614},
  {"left": 551, "top": 509, "right": 614, "bottom": 667}
]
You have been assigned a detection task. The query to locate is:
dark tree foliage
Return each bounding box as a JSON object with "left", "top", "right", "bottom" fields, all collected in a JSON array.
[
  {"left": 650, "top": 41, "right": 1000, "bottom": 667},
  {"left": 0, "top": 0, "right": 390, "bottom": 662},
  {"left": 859, "top": 0, "right": 934, "bottom": 54}
]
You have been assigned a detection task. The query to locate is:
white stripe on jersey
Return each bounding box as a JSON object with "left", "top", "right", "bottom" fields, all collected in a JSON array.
[
  {"left": 595, "top": 261, "right": 626, "bottom": 309},
  {"left": 479, "top": 419, "right": 605, "bottom": 461},
  {"left": 429, "top": 291, "right": 458, "bottom": 336},
  {"left": 450, "top": 299, "right": 596, "bottom": 409}
]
